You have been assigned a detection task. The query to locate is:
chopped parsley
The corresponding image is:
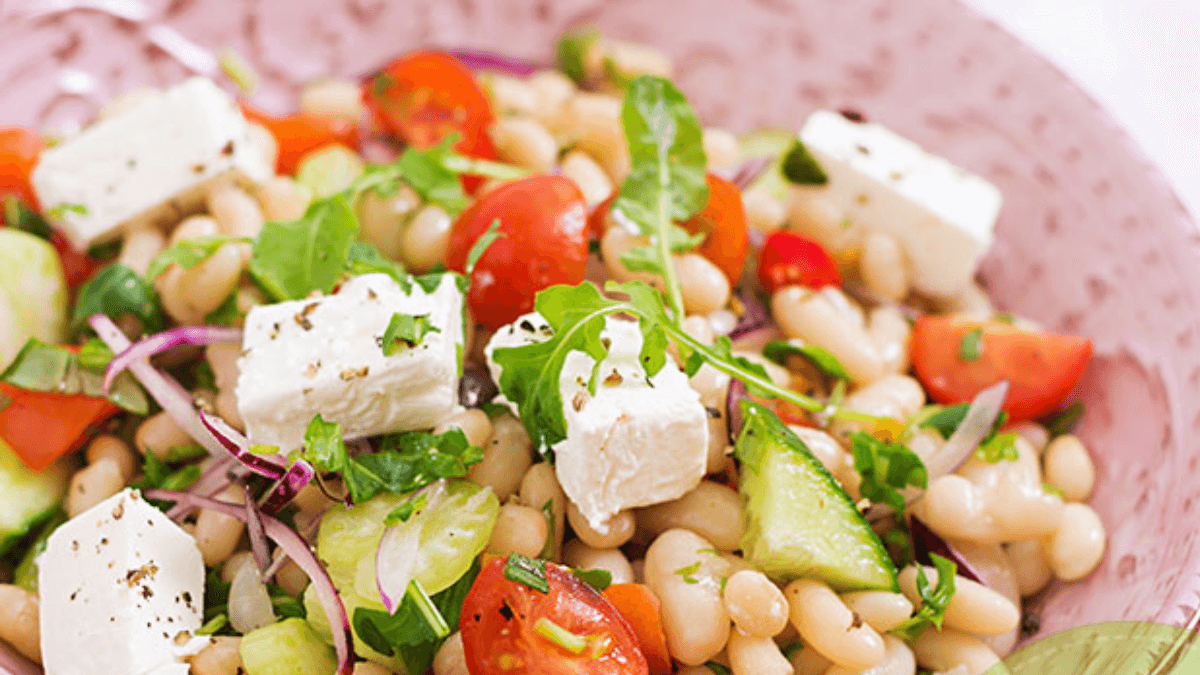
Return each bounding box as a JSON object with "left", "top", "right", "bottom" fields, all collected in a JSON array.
[
  {"left": 958, "top": 327, "right": 984, "bottom": 362},
  {"left": 381, "top": 313, "right": 440, "bottom": 356}
]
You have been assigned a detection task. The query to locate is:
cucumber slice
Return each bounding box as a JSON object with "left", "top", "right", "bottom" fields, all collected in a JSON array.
[
  {"left": 304, "top": 585, "right": 406, "bottom": 674},
  {"left": 0, "top": 438, "right": 73, "bottom": 557},
  {"left": 12, "top": 510, "right": 67, "bottom": 591},
  {"left": 239, "top": 618, "right": 337, "bottom": 675},
  {"left": 0, "top": 229, "right": 68, "bottom": 369},
  {"left": 738, "top": 127, "right": 797, "bottom": 202},
  {"left": 317, "top": 479, "right": 498, "bottom": 598},
  {"left": 736, "top": 400, "right": 898, "bottom": 592},
  {"left": 296, "top": 144, "right": 365, "bottom": 199}
]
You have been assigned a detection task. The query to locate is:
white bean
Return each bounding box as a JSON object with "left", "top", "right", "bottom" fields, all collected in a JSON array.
[
  {"left": 491, "top": 117, "right": 557, "bottom": 173},
  {"left": 898, "top": 566, "right": 1019, "bottom": 636},
  {"left": 867, "top": 305, "right": 912, "bottom": 375},
  {"left": 839, "top": 591, "right": 913, "bottom": 634},
  {"left": 519, "top": 463, "right": 566, "bottom": 559},
  {"left": 830, "top": 375, "right": 925, "bottom": 440},
  {"left": 723, "top": 570, "right": 789, "bottom": 637},
  {"left": 189, "top": 636, "right": 242, "bottom": 675},
  {"left": 678, "top": 253, "right": 732, "bottom": 315},
  {"left": 468, "top": 415, "right": 534, "bottom": 501},
  {"left": 135, "top": 411, "right": 193, "bottom": 460},
  {"left": 560, "top": 150, "right": 614, "bottom": 207},
  {"left": 703, "top": 128, "right": 741, "bottom": 169},
  {"left": 785, "top": 579, "right": 885, "bottom": 670},
  {"left": 946, "top": 539, "right": 1022, "bottom": 656},
  {"left": 66, "top": 458, "right": 124, "bottom": 518},
  {"left": 1005, "top": 539, "right": 1053, "bottom": 597},
  {"left": 433, "top": 631, "right": 468, "bottom": 675},
  {"left": 912, "top": 629, "right": 1000, "bottom": 675},
  {"left": 528, "top": 70, "right": 577, "bottom": 141},
  {"left": 644, "top": 529, "right": 731, "bottom": 665},
  {"left": 194, "top": 486, "right": 247, "bottom": 566},
  {"left": 206, "top": 343, "right": 241, "bottom": 392},
  {"left": 688, "top": 364, "right": 733, "bottom": 473},
  {"left": 354, "top": 185, "right": 419, "bottom": 261},
  {"left": 1045, "top": 503, "right": 1106, "bottom": 581},
  {"left": 772, "top": 286, "right": 885, "bottom": 384},
  {"left": 792, "top": 644, "right": 833, "bottom": 675},
  {"left": 299, "top": 78, "right": 365, "bottom": 123},
  {"left": 1042, "top": 435, "right": 1095, "bottom": 502},
  {"left": 568, "top": 502, "right": 635, "bottom": 549},
  {"left": 791, "top": 427, "right": 848, "bottom": 476},
  {"left": 824, "top": 635, "right": 916, "bottom": 675},
  {"left": 434, "top": 408, "right": 493, "bottom": 448},
  {"left": 352, "top": 661, "right": 394, "bottom": 675},
  {"left": 786, "top": 186, "right": 858, "bottom": 255},
  {"left": 636, "top": 481, "right": 743, "bottom": 552},
  {"left": 255, "top": 176, "right": 312, "bottom": 222},
  {"left": 118, "top": 227, "right": 167, "bottom": 276},
  {"left": 860, "top": 232, "right": 910, "bottom": 302},
  {"left": 562, "top": 540, "right": 635, "bottom": 584},
  {"left": 602, "top": 39, "right": 674, "bottom": 80},
  {"left": 400, "top": 204, "right": 453, "bottom": 273},
  {"left": 568, "top": 93, "right": 629, "bottom": 183},
  {"left": 247, "top": 123, "right": 278, "bottom": 172},
  {"left": 599, "top": 224, "right": 660, "bottom": 285},
  {"left": 1009, "top": 422, "right": 1049, "bottom": 456},
  {"left": 486, "top": 74, "right": 538, "bottom": 116},
  {"left": 207, "top": 181, "right": 265, "bottom": 239},
  {"left": 728, "top": 627, "right": 792, "bottom": 675},
  {"left": 86, "top": 435, "right": 136, "bottom": 484},
  {"left": 0, "top": 584, "right": 40, "bottom": 662},
  {"left": 486, "top": 503, "right": 549, "bottom": 558},
  {"left": 742, "top": 187, "right": 787, "bottom": 235}
]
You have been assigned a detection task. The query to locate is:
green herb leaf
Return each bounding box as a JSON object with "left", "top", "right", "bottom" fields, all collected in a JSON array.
[
  {"left": 555, "top": 27, "right": 600, "bottom": 85},
  {"left": 704, "top": 662, "right": 732, "bottom": 675},
  {"left": 977, "top": 431, "right": 1019, "bottom": 463},
  {"left": 0, "top": 338, "right": 148, "bottom": 414},
  {"left": 76, "top": 338, "right": 114, "bottom": 371},
  {"left": 781, "top": 140, "right": 828, "bottom": 185},
  {"left": 145, "top": 235, "right": 252, "bottom": 281},
  {"left": 994, "top": 312, "right": 1016, "bottom": 325},
  {"left": 2, "top": 197, "right": 51, "bottom": 240},
  {"left": 918, "top": 404, "right": 1016, "bottom": 463},
  {"left": 249, "top": 195, "right": 358, "bottom": 301},
  {"left": 1043, "top": 482, "right": 1064, "bottom": 498},
  {"left": 381, "top": 313, "right": 440, "bottom": 356},
  {"left": 539, "top": 498, "right": 557, "bottom": 559},
  {"left": 959, "top": 327, "right": 984, "bottom": 362},
  {"left": 851, "top": 431, "right": 928, "bottom": 515},
  {"left": 131, "top": 452, "right": 201, "bottom": 493},
  {"left": 46, "top": 202, "right": 89, "bottom": 219},
  {"left": 571, "top": 567, "right": 612, "bottom": 592},
  {"left": 762, "top": 340, "right": 851, "bottom": 381},
  {"left": 479, "top": 401, "right": 510, "bottom": 419},
  {"left": 70, "top": 263, "right": 164, "bottom": 334},
  {"left": 384, "top": 491, "right": 428, "bottom": 526},
  {"left": 504, "top": 553, "right": 549, "bottom": 593},
  {"left": 194, "top": 614, "right": 228, "bottom": 636},
  {"left": 1040, "top": 401, "right": 1085, "bottom": 438},
  {"left": 345, "top": 241, "right": 411, "bottom": 291},
  {"left": 466, "top": 219, "right": 505, "bottom": 276},
  {"left": 674, "top": 561, "right": 701, "bottom": 584},
  {"left": 891, "top": 554, "right": 957, "bottom": 641},
  {"left": 393, "top": 137, "right": 470, "bottom": 213}
]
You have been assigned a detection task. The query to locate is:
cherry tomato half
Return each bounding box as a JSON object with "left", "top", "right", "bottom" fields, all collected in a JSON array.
[
  {"left": 446, "top": 176, "right": 589, "bottom": 330},
  {"left": 0, "top": 127, "right": 44, "bottom": 209},
  {"left": 910, "top": 316, "right": 1093, "bottom": 422},
  {"left": 239, "top": 103, "right": 360, "bottom": 176},
  {"left": 460, "top": 557, "right": 649, "bottom": 675},
  {"left": 363, "top": 50, "right": 497, "bottom": 192},
  {"left": 50, "top": 230, "right": 101, "bottom": 288},
  {"left": 757, "top": 231, "right": 841, "bottom": 294},
  {"left": 0, "top": 383, "right": 118, "bottom": 471},
  {"left": 602, "top": 584, "right": 671, "bottom": 675}
]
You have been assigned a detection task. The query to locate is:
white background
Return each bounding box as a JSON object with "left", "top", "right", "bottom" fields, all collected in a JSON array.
[{"left": 963, "top": 0, "right": 1200, "bottom": 219}]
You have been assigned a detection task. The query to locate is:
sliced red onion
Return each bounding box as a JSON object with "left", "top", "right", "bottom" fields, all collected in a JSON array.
[
  {"left": 244, "top": 486, "right": 271, "bottom": 573},
  {"left": 259, "top": 459, "right": 316, "bottom": 516},
  {"left": 447, "top": 48, "right": 540, "bottom": 76},
  {"left": 729, "top": 326, "right": 783, "bottom": 353},
  {"left": 89, "top": 314, "right": 231, "bottom": 460},
  {"left": 376, "top": 481, "right": 447, "bottom": 614},
  {"left": 726, "top": 378, "right": 749, "bottom": 445},
  {"left": 0, "top": 639, "right": 41, "bottom": 675},
  {"left": 165, "top": 456, "right": 242, "bottom": 522},
  {"left": 147, "top": 490, "right": 356, "bottom": 675},
  {"left": 729, "top": 291, "right": 771, "bottom": 341},
  {"left": 927, "top": 381, "right": 1010, "bottom": 480},
  {"left": 198, "top": 409, "right": 289, "bottom": 480},
  {"left": 910, "top": 515, "right": 985, "bottom": 585},
  {"left": 102, "top": 325, "right": 242, "bottom": 393},
  {"left": 459, "top": 364, "right": 500, "bottom": 408},
  {"left": 721, "top": 156, "right": 774, "bottom": 192}
]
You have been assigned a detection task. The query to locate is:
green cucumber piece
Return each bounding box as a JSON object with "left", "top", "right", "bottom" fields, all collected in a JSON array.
[
  {"left": 737, "top": 127, "right": 797, "bottom": 202},
  {"left": 0, "top": 438, "right": 73, "bottom": 557},
  {"left": 304, "top": 586, "right": 407, "bottom": 674},
  {"left": 736, "top": 400, "right": 898, "bottom": 592},
  {"left": 239, "top": 618, "right": 337, "bottom": 675},
  {"left": 12, "top": 510, "right": 67, "bottom": 591},
  {"left": 0, "top": 229, "right": 68, "bottom": 369},
  {"left": 296, "top": 144, "right": 365, "bottom": 199}
]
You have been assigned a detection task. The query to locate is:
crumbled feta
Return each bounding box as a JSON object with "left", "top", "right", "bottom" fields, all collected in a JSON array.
[
  {"left": 799, "top": 110, "right": 1003, "bottom": 299},
  {"left": 486, "top": 314, "right": 709, "bottom": 533},
  {"left": 31, "top": 77, "right": 271, "bottom": 250},
  {"left": 39, "top": 489, "right": 207, "bottom": 675},
  {"left": 235, "top": 273, "right": 465, "bottom": 451}
]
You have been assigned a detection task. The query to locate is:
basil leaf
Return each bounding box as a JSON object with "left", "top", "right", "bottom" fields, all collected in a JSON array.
[
  {"left": 503, "top": 553, "right": 549, "bottom": 593},
  {"left": 0, "top": 338, "right": 148, "bottom": 414},
  {"left": 345, "top": 242, "right": 410, "bottom": 291},
  {"left": 381, "top": 313, "right": 440, "bottom": 356},
  {"left": 70, "top": 263, "right": 164, "bottom": 334},
  {"left": 781, "top": 140, "right": 829, "bottom": 185},
  {"left": 145, "top": 235, "right": 251, "bottom": 281},
  {"left": 891, "top": 554, "right": 957, "bottom": 640},
  {"left": 555, "top": 27, "right": 600, "bottom": 85},
  {"left": 762, "top": 340, "right": 851, "bottom": 381},
  {"left": 851, "top": 431, "right": 928, "bottom": 515},
  {"left": 249, "top": 195, "right": 358, "bottom": 301},
  {"left": 1040, "top": 401, "right": 1085, "bottom": 438},
  {"left": 959, "top": 327, "right": 984, "bottom": 362}
]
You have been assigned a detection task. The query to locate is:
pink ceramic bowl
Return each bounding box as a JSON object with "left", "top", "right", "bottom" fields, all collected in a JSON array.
[{"left": 5, "top": 0, "right": 1200, "bottom": 649}]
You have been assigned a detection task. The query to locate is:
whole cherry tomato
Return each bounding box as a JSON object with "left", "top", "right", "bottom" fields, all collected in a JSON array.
[
  {"left": 910, "top": 316, "right": 1093, "bottom": 421},
  {"left": 239, "top": 103, "right": 360, "bottom": 176},
  {"left": 460, "top": 556, "right": 649, "bottom": 675},
  {"left": 0, "top": 127, "right": 44, "bottom": 209},
  {"left": 757, "top": 231, "right": 841, "bottom": 294},
  {"left": 446, "top": 176, "right": 589, "bottom": 330}
]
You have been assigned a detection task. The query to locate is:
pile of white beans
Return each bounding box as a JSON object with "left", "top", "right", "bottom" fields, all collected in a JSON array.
[{"left": 0, "top": 40, "right": 1108, "bottom": 675}]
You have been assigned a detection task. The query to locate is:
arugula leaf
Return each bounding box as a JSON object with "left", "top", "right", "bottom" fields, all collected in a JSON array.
[
  {"left": 850, "top": 431, "right": 928, "bottom": 514},
  {"left": 345, "top": 241, "right": 410, "bottom": 290},
  {"left": 891, "top": 554, "right": 957, "bottom": 640},
  {"left": 762, "top": 340, "right": 851, "bottom": 381},
  {"left": 959, "top": 327, "right": 984, "bottom": 362},
  {"left": 555, "top": 27, "right": 600, "bottom": 85},
  {"left": 381, "top": 313, "right": 440, "bottom": 356},
  {"left": 392, "top": 137, "right": 469, "bottom": 213},
  {"left": 781, "top": 140, "right": 828, "bottom": 184},
  {"left": 466, "top": 219, "right": 505, "bottom": 276},
  {"left": 611, "top": 75, "right": 709, "bottom": 319},
  {"left": 1040, "top": 401, "right": 1085, "bottom": 438},
  {"left": 2, "top": 197, "right": 51, "bottom": 240},
  {"left": 0, "top": 338, "right": 148, "bottom": 414},
  {"left": 145, "top": 235, "right": 252, "bottom": 281},
  {"left": 249, "top": 195, "right": 359, "bottom": 301},
  {"left": 70, "top": 263, "right": 164, "bottom": 334}
]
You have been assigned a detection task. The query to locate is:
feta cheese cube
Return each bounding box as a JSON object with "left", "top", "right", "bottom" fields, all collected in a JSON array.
[
  {"left": 236, "top": 273, "right": 465, "bottom": 451},
  {"left": 799, "top": 110, "right": 1003, "bottom": 299},
  {"left": 32, "top": 77, "right": 271, "bottom": 250},
  {"left": 39, "top": 489, "right": 207, "bottom": 675},
  {"left": 486, "top": 314, "right": 708, "bottom": 533}
]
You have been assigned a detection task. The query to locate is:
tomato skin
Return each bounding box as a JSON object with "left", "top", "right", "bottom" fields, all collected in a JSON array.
[
  {"left": 239, "top": 103, "right": 359, "bottom": 176},
  {"left": 601, "top": 584, "right": 671, "bottom": 675},
  {"left": 0, "top": 383, "right": 118, "bottom": 471},
  {"left": 757, "top": 231, "right": 841, "bottom": 294},
  {"left": 910, "top": 316, "right": 1093, "bottom": 422},
  {"left": 460, "top": 558, "right": 649, "bottom": 675},
  {"left": 446, "top": 176, "right": 589, "bottom": 330},
  {"left": 589, "top": 174, "right": 750, "bottom": 284},
  {"left": 363, "top": 50, "right": 496, "bottom": 192},
  {"left": 0, "top": 127, "right": 44, "bottom": 209},
  {"left": 50, "top": 230, "right": 101, "bottom": 288}
]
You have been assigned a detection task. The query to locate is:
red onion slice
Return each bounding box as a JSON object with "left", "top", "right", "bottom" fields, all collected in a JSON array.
[
  {"left": 910, "top": 515, "right": 985, "bottom": 585},
  {"left": 165, "top": 456, "right": 243, "bottom": 522},
  {"left": 0, "top": 640, "right": 41, "bottom": 675},
  {"left": 375, "top": 481, "right": 447, "bottom": 614},
  {"left": 244, "top": 485, "right": 271, "bottom": 573},
  {"left": 729, "top": 291, "right": 771, "bottom": 341},
  {"left": 102, "top": 325, "right": 242, "bottom": 393},
  {"left": 147, "top": 490, "right": 356, "bottom": 675},
  {"left": 927, "top": 381, "right": 1010, "bottom": 480},
  {"left": 259, "top": 459, "right": 316, "bottom": 516},
  {"left": 198, "top": 410, "right": 289, "bottom": 480},
  {"left": 446, "top": 48, "right": 541, "bottom": 76},
  {"left": 726, "top": 378, "right": 749, "bottom": 445},
  {"left": 719, "top": 156, "right": 773, "bottom": 191}
]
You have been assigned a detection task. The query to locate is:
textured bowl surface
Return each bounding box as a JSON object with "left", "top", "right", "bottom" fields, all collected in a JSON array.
[{"left": 4, "top": 0, "right": 1200, "bottom": 642}]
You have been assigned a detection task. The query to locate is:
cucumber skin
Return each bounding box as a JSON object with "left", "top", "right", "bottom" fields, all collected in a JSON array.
[
  {"left": 737, "top": 128, "right": 796, "bottom": 202},
  {"left": 736, "top": 400, "right": 898, "bottom": 592},
  {"left": 240, "top": 618, "right": 338, "bottom": 675},
  {"left": 0, "top": 438, "right": 73, "bottom": 557}
]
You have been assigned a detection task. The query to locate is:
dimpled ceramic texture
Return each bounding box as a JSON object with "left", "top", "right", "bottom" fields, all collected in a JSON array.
[{"left": 4, "top": 0, "right": 1200, "bottom": 643}]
